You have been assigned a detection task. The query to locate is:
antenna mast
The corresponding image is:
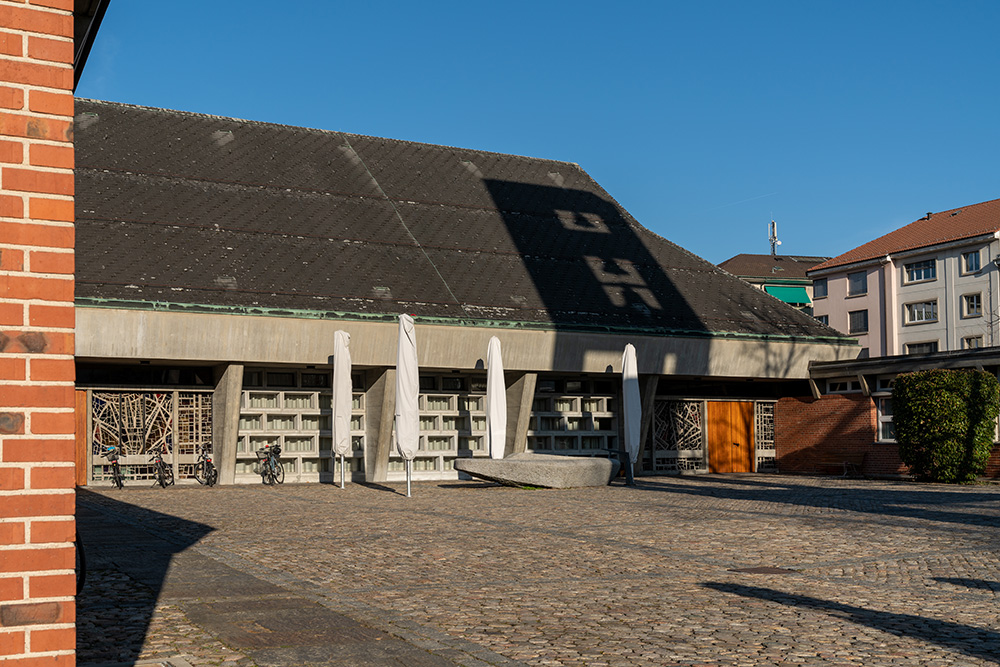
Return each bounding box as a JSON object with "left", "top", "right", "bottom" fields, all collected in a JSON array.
[{"left": 768, "top": 219, "right": 781, "bottom": 255}]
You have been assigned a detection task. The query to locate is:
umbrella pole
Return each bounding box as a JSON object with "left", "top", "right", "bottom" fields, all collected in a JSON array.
[
  {"left": 340, "top": 454, "right": 345, "bottom": 489},
  {"left": 625, "top": 456, "right": 635, "bottom": 486},
  {"left": 406, "top": 460, "right": 412, "bottom": 497}
]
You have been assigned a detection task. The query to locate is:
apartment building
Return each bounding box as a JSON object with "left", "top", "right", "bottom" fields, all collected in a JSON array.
[{"left": 809, "top": 198, "right": 1000, "bottom": 357}]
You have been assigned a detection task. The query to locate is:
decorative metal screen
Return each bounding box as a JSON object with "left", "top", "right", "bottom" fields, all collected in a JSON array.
[
  {"left": 755, "top": 402, "right": 777, "bottom": 471},
  {"left": 90, "top": 391, "right": 211, "bottom": 482},
  {"left": 649, "top": 400, "right": 707, "bottom": 472}
]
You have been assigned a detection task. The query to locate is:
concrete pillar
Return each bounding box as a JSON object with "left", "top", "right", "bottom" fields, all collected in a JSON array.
[
  {"left": 212, "top": 363, "right": 244, "bottom": 485},
  {"left": 366, "top": 368, "right": 396, "bottom": 482},
  {"left": 635, "top": 375, "right": 659, "bottom": 474},
  {"left": 509, "top": 372, "right": 537, "bottom": 455}
]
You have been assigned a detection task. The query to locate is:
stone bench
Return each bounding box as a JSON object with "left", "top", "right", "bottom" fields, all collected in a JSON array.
[{"left": 453, "top": 452, "right": 620, "bottom": 489}]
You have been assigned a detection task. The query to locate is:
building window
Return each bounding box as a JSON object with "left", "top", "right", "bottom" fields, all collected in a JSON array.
[
  {"left": 962, "top": 250, "right": 981, "bottom": 274},
  {"left": 813, "top": 278, "right": 828, "bottom": 299},
  {"left": 815, "top": 314, "right": 829, "bottom": 325},
  {"left": 848, "top": 309, "right": 868, "bottom": 334},
  {"left": 847, "top": 271, "right": 867, "bottom": 296},
  {"left": 827, "top": 378, "right": 862, "bottom": 394},
  {"left": 905, "top": 341, "right": 938, "bottom": 355},
  {"left": 905, "top": 300, "right": 938, "bottom": 324},
  {"left": 963, "top": 335, "right": 984, "bottom": 349},
  {"left": 904, "top": 259, "right": 936, "bottom": 283},
  {"left": 876, "top": 394, "right": 895, "bottom": 441},
  {"left": 962, "top": 293, "right": 982, "bottom": 318}
]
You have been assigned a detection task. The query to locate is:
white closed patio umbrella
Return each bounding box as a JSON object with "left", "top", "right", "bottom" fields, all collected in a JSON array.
[
  {"left": 395, "top": 314, "right": 419, "bottom": 497},
  {"left": 622, "top": 343, "right": 641, "bottom": 486},
  {"left": 332, "top": 330, "right": 352, "bottom": 489},
  {"left": 486, "top": 336, "right": 506, "bottom": 459}
]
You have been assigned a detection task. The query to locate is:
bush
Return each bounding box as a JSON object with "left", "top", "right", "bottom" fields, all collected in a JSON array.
[{"left": 892, "top": 369, "right": 999, "bottom": 483}]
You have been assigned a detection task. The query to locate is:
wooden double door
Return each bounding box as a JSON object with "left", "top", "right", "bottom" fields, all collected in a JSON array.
[{"left": 706, "top": 401, "right": 754, "bottom": 473}]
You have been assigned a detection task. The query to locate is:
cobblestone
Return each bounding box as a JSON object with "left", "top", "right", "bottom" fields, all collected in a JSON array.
[{"left": 77, "top": 475, "right": 1000, "bottom": 665}]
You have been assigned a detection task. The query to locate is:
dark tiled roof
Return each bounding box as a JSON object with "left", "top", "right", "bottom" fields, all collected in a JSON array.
[
  {"left": 75, "top": 99, "right": 848, "bottom": 340},
  {"left": 810, "top": 198, "right": 1000, "bottom": 272},
  {"left": 718, "top": 254, "right": 828, "bottom": 280}
]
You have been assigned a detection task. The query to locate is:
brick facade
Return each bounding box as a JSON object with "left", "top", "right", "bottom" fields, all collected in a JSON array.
[
  {"left": 776, "top": 394, "right": 1000, "bottom": 479},
  {"left": 0, "top": 0, "right": 76, "bottom": 663}
]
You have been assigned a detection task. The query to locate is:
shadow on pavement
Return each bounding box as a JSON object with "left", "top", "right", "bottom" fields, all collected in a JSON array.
[
  {"left": 932, "top": 576, "right": 1000, "bottom": 592},
  {"left": 76, "top": 488, "right": 214, "bottom": 665},
  {"left": 703, "top": 582, "right": 1000, "bottom": 663},
  {"left": 633, "top": 476, "right": 1000, "bottom": 530}
]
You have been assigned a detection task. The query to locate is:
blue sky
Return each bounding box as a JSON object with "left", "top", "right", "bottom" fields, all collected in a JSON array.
[{"left": 77, "top": 1, "right": 1000, "bottom": 265}]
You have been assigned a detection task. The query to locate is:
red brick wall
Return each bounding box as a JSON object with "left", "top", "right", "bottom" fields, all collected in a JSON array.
[
  {"left": 776, "top": 394, "right": 1000, "bottom": 479},
  {"left": 0, "top": 0, "right": 76, "bottom": 663},
  {"left": 775, "top": 394, "right": 909, "bottom": 477}
]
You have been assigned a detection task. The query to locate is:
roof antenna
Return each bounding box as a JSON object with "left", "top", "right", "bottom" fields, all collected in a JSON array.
[{"left": 768, "top": 218, "right": 781, "bottom": 256}]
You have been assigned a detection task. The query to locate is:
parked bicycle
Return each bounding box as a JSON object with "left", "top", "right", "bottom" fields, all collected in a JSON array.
[
  {"left": 256, "top": 443, "right": 284, "bottom": 485},
  {"left": 101, "top": 445, "right": 124, "bottom": 489},
  {"left": 194, "top": 444, "right": 218, "bottom": 487},
  {"left": 149, "top": 446, "right": 174, "bottom": 488}
]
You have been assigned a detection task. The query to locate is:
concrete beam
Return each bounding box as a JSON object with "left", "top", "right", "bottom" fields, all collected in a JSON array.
[
  {"left": 212, "top": 363, "right": 243, "bottom": 485},
  {"left": 366, "top": 368, "right": 395, "bottom": 483}
]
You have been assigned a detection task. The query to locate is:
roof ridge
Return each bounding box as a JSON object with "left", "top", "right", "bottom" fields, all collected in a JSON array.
[{"left": 75, "top": 98, "right": 585, "bottom": 170}]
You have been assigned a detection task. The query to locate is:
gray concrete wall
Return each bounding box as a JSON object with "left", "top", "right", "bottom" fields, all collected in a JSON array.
[
  {"left": 212, "top": 363, "right": 244, "bottom": 485},
  {"left": 76, "top": 308, "right": 857, "bottom": 379}
]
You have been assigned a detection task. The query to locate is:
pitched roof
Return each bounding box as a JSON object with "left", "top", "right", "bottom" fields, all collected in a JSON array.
[
  {"left": 74, "top": 99, "right": 850, "bottom": 341},
  {"left": 810, "top": 197, "right": 1000, "bottom": 273},
  {"left": 717, "top": 254, "right": 828, "bottom": 280}
]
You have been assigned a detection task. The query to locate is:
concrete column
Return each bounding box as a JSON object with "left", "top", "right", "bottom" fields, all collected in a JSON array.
[
  {"left": 509, "top": 372, "right": 537, "bottom": 455},
  {"left": 366, "top": 368, "right": 396, "bottom": 482},
  {"left": 635, "top": 375, "right": 659, "bottom": 474},
  {"left": 212, "top": 363, "right": 244, "bottom": 485}
]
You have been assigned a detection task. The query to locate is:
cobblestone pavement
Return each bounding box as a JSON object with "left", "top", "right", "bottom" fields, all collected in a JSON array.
[{"left": 77, "top": 475, "right": 1000, "bottom": 666}]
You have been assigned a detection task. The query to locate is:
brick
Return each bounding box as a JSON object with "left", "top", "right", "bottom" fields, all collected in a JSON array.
[
  {"left": 0, "top": 385, "right": 73, "bottom": 408},
  {"left": 28, "top": 518, "right": 73, "bottom": 543},
  {"left": 0, "top": 5, "right": 73, "bottom": 39},
  {"left": 0, "top": 86, "right": 24, "bottom": 111},
  {"left": 28, "top": 143, "right": 70, "bottom": 169},
  {"left": 0, "top": 139, "right": 23, "bottom": 164},
  {"left": 28, "top": 359, "right": 75, "bottom": 383},
  {"left": 26, "top": 36, "right": 71, "bottom": 65},
  {"left": 1, "top": 167, "right": 73, "bottom": 196},
  {"left": 0, "top": 629, "right": 25, "bottom": 656},
  {"left": 27, "top": 197, "right": 72, "bottom": 222},
  {"left": 0, "top": 303, "right": 23, "bottom": 326},
  {"left": 0, "top": 357, "right": 26, "bottom": 381},
  {"left": 0, "top": 31, "right": 23, "bottom": 57},
  {"left": 0, "top": 194, "right": 24, "bottom": 218},
  {"left": 29, "top": 626, "right": 73, "bottom": 651},
  {"left": 0, "top": 546, "right": 73, "bottom": 574},
  {"left": 29, "top": 0, "right": 75, "bottom": 10},
  {"left": 0, "top": 599, "right": 73, "bottom": 626},
  {"left": 0, "top": 438, "right": 73, "bottom": 463},
  {"left": 27, "top": 250, "right": 72, "bottom": 275},
  {"left": 0, "top": 412, "right": 25, "bottom": 434},
  {"left": 0, "top": 112, "right": 72, "bottom": 142},
  {"left": 28, "top": 466, "right": 74, "bottom": 490},
  {"left": 0, "top": 221, "right": 72, "bottom": 248},
  {"left": 0, "top": 274, "right": 74, "bottom": 300},
  {"left": 0, "top": 520, "right": 25, "bottom": 542},
  {"left": 6, "top": 654, "right": 76, "bottom": 666},
  {"left": 0, "top": 60, "right": 71, "bottom": 92},
  {"left": 0, "top": 247, "right": 24, "bottom": 270},
  {"left": 0, "top": 578, "right": 22, "bottom": 602},
  {"left": 26, "top": 410, "right": 73, "bottom": 433},
  {"left": 27, "top": 304, "right": 72, "bottom": 328},
  {"left": 26, "top": 573, "right": 71, "bottom": 599},
  {"left": 0, "top": 331, "right": 73, "bottom": 354}
]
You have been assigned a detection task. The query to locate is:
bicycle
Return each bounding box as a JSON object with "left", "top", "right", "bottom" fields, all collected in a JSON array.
[
  {"left": 193, "top": 444, "right": 218, "bottom": 487},
  {"left": 256, "top": 444, "right": 284, "bottom": 485},
  {"left": 149, "top": 447, "right": 174, "bottom": 488},
  {"left": 101, "top": 445, "right": 124, "bottom": 489}
]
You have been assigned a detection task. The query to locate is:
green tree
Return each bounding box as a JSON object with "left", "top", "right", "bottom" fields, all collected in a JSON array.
[{"left": 892, "top": 369, "right": 999, "bottom": 483}]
